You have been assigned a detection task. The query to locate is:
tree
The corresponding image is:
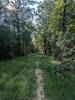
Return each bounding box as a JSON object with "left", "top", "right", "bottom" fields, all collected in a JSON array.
[
  {"left": 34, "top": 0, "right": 56, "bottom": 55},
  {"left": 0, "top": 26, "right": 15, "bottom": 59},
  {"left": 34, "top": 0, "right": 75, "bottom": 60},
  {"left": 0, "top": 0, "right": 35, "bottom": 59}
]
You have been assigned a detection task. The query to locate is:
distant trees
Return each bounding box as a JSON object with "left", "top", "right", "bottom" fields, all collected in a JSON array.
[{"left": 0, "top": 0, "right": 35, "bottom": 59}]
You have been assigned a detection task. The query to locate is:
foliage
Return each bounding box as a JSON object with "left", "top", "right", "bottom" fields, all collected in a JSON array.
[
  {"left": 34, "top": 0, "right": 75, "bottom": 61},
  {"left": 0, "top": 0, "right": 35, "bottom": 59},
  {"left": 0, "top": 26, "right": 15, "bottom": 59}
]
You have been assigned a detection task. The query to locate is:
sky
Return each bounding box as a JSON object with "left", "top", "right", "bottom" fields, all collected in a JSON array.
[
  {"left": 36, "top": 0, "right": 41, "bottom": 1},
  {"left": 8, "top": 0, "right": 43, "bottom": 24}
]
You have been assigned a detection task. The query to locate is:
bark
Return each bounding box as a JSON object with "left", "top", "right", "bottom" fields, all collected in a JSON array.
[{"left": 63, "top": 0, "right": 67, "bottom": 33}]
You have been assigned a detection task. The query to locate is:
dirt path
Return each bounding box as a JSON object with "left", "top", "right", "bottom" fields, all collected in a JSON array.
[{"left": 35, "top": 62, "right": 45, "bottom": 100}]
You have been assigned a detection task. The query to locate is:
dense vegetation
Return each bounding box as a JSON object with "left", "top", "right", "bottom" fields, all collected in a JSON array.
[
  {"left": 0, "top": 0, "right": 35, "bottom": 59},
  {"left": 0, "top": 0, "right": 75, "bottom": 60},
  {"left": 34, "top": 0, "right": 75, "bottom": 61}
]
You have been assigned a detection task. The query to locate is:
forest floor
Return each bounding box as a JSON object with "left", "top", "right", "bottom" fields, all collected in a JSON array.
[{"left": 0, "top": 55, "right": 75, "bottom": 100}]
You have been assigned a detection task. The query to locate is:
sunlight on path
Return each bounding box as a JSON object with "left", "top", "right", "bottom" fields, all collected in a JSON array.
[{"left": 35, "top": 62, "right": 46, "bottom": 100}]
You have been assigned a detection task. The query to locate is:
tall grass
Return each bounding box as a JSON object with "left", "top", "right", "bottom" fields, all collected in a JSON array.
[{"left": 0, "top": 56, "right": 36, "bottom": 100}]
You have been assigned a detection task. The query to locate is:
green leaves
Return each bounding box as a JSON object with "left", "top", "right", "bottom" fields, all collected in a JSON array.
[{"left": 35, "top": 0, "right": 75, "bottom": 60}]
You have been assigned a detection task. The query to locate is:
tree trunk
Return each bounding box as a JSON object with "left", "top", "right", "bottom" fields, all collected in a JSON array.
[{"left": 63, "top": 0, "right": 67, "bottom": 33}]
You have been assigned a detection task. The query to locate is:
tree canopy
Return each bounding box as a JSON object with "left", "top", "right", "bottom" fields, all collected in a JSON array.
[
  {"left": 34, "top": 0, "right": 75, "bottom": 61},
  {"left": 0, "top": 0, "right": 75, "bottom": 60}
]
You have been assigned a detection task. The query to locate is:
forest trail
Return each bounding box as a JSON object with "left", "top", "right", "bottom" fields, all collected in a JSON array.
[{"left": 35, "top": 62, "right": 45, "bottom": 100}]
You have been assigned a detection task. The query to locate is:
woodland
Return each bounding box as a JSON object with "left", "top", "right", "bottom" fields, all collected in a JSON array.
[{"left": 0, "top": 0, "right": 75, "bottom": 100}]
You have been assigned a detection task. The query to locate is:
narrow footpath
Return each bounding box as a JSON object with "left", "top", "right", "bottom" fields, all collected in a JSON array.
[{"left": 35, "top": 62, "right": 45, "bottom": 100}]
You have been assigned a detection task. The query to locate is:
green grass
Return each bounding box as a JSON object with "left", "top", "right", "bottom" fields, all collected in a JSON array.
[
  {"left": 0, "top": 56, "right": 36, "bottom": 100},
  {"left": 38, "top": 56, "right": 75, "bottom": 100},
  {"left": 0, "top": 55, "right": 75, "bottom": 100}
]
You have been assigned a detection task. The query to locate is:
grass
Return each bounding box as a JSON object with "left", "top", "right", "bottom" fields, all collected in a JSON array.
[
  {"left": 38, "top": 56, "right": 75, "bottom": 100},
  {"left": 0, "top": 55, "right": 75, "bottom": 100},
  {"left": 0, "top": 56, "right": 36, "bottom": 100}
]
